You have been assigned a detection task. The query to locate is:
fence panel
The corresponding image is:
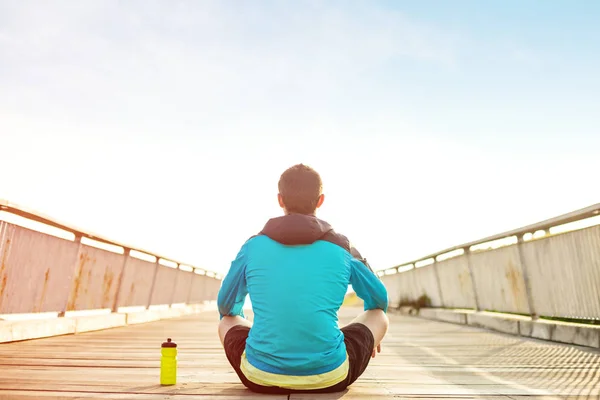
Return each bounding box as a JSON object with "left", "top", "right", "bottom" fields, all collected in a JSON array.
[
  {"left": 381, "top": 274, "right": 400, "bottom": 307},
  {"left": 522, "top": 225, "right": 600, "bottom": 319},
  {"left": 0, "top": 223, "right": 79, "bottom": 314},
  {"left": 172, "top": 269, "right": 195, "bottom": 304},
  {"left": 436, "top": 256, "right": 476, "bottom": 309},
  {"left": 413, "top": 265, "right": 443, "bottom": 307},
  {"left": 188, "top": 273, "right": 207, "bottom": 303},
  {"left": 469, "top": 246, "right": 530, "bottom": 314},
  {"left": 397, "top": 269, "right": 419, "bottom": 303},
  {"left": 205, "top": 277, "right": 222, "bottom": 301},
  {"left": 65, "top": 244, "right": 124, "bottom": 311},
  {"left": 116, "top": 257, "right": 157, "bottom": 308},
  {"left": 149, "top": 265, "right": 179, "bottom": 306}
]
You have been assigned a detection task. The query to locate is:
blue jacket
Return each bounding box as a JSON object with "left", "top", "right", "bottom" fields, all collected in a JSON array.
[{"left": 217, "top": 214, "right": 388, "bottom": 380}]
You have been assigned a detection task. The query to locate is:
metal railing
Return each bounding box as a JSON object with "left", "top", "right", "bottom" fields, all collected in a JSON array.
[
  {"left": 0, "top": 199, "right": 222, "bottom": 316},
  {"left": 380, "top": 203, "right": 600, "bottom": 321}
]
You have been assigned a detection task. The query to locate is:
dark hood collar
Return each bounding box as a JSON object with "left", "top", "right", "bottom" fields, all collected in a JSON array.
[
  {"left": 256, "top": 214, "right": 373, "bottom": 272},
  {"left": 259, "top": 214, "right": 334, "bottom": 245}
]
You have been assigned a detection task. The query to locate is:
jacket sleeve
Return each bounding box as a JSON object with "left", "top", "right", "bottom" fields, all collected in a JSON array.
[
  {"left": 217, "top": 242, "right": 249, "bottom": 319},
  {"left": 349, "top": 247, "right": 388, "bottom": 313}
]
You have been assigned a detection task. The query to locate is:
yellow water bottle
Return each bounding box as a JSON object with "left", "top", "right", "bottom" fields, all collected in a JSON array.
[{"left": 160, "top": 338, "right": 177, "bottom": 385}]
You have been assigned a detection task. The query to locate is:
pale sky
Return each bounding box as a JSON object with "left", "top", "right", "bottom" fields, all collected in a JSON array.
[{"left": 1, "top": 1, "right": 599, "bottom": 274}]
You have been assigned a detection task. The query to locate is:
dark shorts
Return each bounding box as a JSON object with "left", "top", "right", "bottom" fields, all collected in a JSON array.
[{"left": 223, "top": 323, "right": 375, "bottom": 394}]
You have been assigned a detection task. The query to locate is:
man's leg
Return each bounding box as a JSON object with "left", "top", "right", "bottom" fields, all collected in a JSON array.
[
  {"left": 218, "top": 317, "right": 288, "bottom": 394},
  {"left": 347, "top": 309, "right": 389, "bottom": 354},
  {"left": 218, "top": 316, "right": 252, "bottom": 346},
  {"left": 318, "top": 309, "right": 388, "bottom": 393}
]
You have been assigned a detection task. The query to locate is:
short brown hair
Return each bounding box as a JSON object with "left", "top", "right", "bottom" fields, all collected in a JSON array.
[{"left": 278, "top": 164, "right": 323, "bottom": 214}]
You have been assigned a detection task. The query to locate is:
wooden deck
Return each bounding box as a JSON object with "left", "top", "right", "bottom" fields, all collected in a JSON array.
[{"left": 0, "top": 307, "right": 598, "bottom": 399}]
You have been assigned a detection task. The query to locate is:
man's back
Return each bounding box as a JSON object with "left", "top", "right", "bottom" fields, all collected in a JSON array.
[
  {"left": 218, "top": 213, "right": 388, "bottom": 376},
  {"left": 217, "top": 163, "right": 389, "bottom": 394}
]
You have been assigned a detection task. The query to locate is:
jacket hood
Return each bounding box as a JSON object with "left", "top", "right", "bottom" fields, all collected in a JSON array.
[
  {"left": 259, "top": 214, "right": 335, "bottom": 246},
  {"left": 256, "top": 213, "right": 373, "bottom": 272}
]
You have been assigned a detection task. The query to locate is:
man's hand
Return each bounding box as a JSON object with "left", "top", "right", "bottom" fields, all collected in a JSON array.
[{"left": 371, "top": 344, "right": 381, "bottom": 358}]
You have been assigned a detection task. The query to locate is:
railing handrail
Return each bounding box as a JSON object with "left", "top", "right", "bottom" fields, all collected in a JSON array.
[
  {"left": 0, "top": 198, "right": 220, "bottom": 277},
  {"left": 386, "top": 202, "right": 600, "bottom": 271}
]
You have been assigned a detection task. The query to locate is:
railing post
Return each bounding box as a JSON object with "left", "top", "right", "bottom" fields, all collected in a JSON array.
[
  {"left": 431, "top": 260, "right": 445, "bottom": 308},
  {"left": 200, "top": 274, "right": 208, "bottom": 302},
  {"left": 516, "top": 235, "right": 537, "bottom": 319},
  {"left": 168, "top": 264, "right": 180, "bottom": 307},
  {"left": 59, "top": 234, "right": 83, "bottom": 317},
  {"left": 0, "top": 221, "right": 6, "bottom": 259},
  {"left": 146, "top": 258, "right": 160, "bottom": 309},
  {"left": 186, "top": 270, "right": 196, "bottom": 304},
  {"left": 464, "top": 248, "right": 481, "bottom": 311},
  {"left": 0, "top": 221, "right": 13, "bottom": 313},
  {"left": 111, "top": 248, "right": 130, "bottom": 313}
]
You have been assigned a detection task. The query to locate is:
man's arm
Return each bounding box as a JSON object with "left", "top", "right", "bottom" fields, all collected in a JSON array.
[
  {"left": 217, "top": 242, "right": 249, "bottom": 320},
  {"left": 349, "top": 252, "right": 388, "bottom": 313},
  {"left": 349, "top": 246, "right": 374, "bottom": 273}
]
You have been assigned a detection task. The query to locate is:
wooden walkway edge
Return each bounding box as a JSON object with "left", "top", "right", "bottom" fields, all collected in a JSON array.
[{"left": 0, "top": 303, "right": 216, "bottom": 344}]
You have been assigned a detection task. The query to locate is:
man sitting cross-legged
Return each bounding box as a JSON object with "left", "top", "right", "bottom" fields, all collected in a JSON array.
[{"left": 217, "top": 163, "right": 389, "bottom": 394}]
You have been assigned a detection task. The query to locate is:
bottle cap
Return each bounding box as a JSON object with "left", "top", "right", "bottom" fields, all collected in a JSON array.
[{"left": 161, "top": 338, "right": 177, "bottom": 348}]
